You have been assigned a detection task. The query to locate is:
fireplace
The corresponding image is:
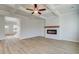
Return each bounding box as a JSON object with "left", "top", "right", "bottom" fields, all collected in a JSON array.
[{"left": 47, "top": 29, "right": 57, "bottom": 34}]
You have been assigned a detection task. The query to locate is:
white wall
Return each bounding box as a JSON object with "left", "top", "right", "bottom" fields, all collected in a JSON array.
[
  {"left": 45, "top": 17, "right": 60, "bottom": 40},
  {"left": 20, "top": 16, "right": 45, "bottom": 39},
  {"left": 0, "top": 16, "right": 5, "bottom": 39},
  {"left": 60, "top": 13, "right": 79, "bottom": 42},
  {"left": 0, "top": 11, "right": 79, "bottom": 42},
  {"left": 45, "top": 12, "right": 79, "bottom": 42},
  {"left": 45, "top": 17, "right": 60, "bottom": 26},
  {"left": 0, "top": 15, "right": 45, "bottom": 40}
]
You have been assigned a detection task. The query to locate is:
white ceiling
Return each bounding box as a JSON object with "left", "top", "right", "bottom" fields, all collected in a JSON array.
[{"left": 0, "top": 4, "right": 79, "bottom": 20}]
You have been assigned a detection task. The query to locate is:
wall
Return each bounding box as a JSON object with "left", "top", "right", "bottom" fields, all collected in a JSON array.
[
  {"left": 60, "top": 13, "right": 79, "bottom": 42},
  {"left": 45, "top": 12, "right": 79, "bottom": 42},
  {"left": 0, "top": 10, "right": 78, "bottom": 42},
  {"left": 20, "top": 16, "right": 45, "bottom": 39},
  {"left": 45, "top": 16, "right": 60, "bottom": 40},
  {"left": 0, "top": 16, "right": 5, "bottom": 39},
  {"left": 0, "top": 15, "right": 45, "bottom": 40}
]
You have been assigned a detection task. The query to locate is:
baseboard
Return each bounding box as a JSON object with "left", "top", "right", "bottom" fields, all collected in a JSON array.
[
  {"left": 61, "top": 39, "right": 79, "bottom": 43},
  {"left": 19, "top": 36, "right": 45, "bottom": 40},
  {"left": 1, "top": 36, "right": 78, "bottom": 43},
  {"left": 45, "top": 37, "right": 79, "bottom": 43}
]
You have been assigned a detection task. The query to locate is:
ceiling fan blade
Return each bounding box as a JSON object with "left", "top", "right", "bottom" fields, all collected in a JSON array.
[
  {"left": 38, "top": 12, "right": 41, "bottom": 15},
  {"left": 26, "top": 8, "right": 33, "bottom": 11},
  {"left": 39, "top": 9, "right": 46, "bottom": 11},
  {"left": 32, "top": 12, "right": 34, "bottom": 14},
  {"left": 34, "top": 4, "right": 37, "bottom": 8}
]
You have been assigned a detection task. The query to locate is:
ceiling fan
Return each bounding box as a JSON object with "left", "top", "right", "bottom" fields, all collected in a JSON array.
[{"left": 26, "top": 4, "right": 46, "bottom": 15}]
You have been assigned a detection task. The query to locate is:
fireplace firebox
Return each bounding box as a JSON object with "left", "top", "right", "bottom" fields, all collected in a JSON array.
[{"left": 47, "top": 29, "right": 57, "bottom": 34}]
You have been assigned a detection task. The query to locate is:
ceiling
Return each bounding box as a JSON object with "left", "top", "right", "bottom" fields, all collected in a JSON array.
[{"left": 0, "top": 4, "right": 79, "bottom": 20}]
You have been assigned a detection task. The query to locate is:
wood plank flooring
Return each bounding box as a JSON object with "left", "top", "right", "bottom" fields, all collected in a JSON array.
[{"left": 0, "top": 36, "right": 79, "bottom": 54}]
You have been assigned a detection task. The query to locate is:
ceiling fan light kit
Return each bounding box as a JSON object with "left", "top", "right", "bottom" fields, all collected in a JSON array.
[
  {"left": 34, "top": 10, "right": 38, "bottom": 13},
  {"left": 26, "top": 4, "right": 46, "bottom": 15}
]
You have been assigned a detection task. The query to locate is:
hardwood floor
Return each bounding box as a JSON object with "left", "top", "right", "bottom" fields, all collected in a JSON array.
[{"left": 0, "top": 36, "right": 79, "bottom": 54}]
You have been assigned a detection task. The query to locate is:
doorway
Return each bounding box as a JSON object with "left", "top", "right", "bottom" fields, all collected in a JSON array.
[
  {"left": 4, "top": 16, "right": 20, "bottom": 46},
  {"left": 4, "top": 16, "right": 20, "bottom": 38}
]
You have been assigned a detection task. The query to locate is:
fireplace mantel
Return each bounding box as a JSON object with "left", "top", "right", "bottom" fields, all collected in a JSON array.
[{"left": 45, "top": 26, "right": 60, "bottom": 28}]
